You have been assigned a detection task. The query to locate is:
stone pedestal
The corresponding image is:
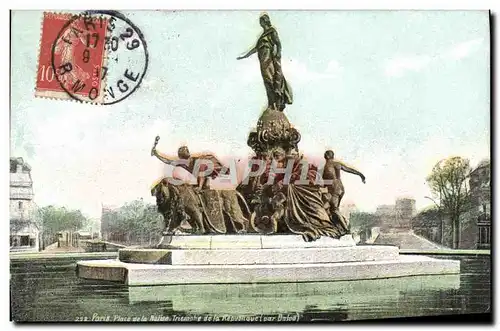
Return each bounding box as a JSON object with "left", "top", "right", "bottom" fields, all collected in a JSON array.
[
  {"left": 76, "top": 234, "right": 460, "bottom": 286},
  {"left": 157, "top": 233, "right": 356, "bottom": 249}
]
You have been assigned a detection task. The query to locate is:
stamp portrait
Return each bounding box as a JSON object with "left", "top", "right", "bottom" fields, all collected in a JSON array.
[{"left": 35, "top": 11, "right": 148, "bottom": 105}]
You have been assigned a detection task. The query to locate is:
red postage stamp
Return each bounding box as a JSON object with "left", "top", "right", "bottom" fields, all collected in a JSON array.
[
  {"left": 35, "top": 11, "right": 148, "bottom": 105},
  {"left": 35, "top": 12, "right": 108, "bottom": 103}
]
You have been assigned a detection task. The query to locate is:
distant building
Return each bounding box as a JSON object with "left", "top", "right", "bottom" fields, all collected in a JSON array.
[
  {"left": 374, "top": 198, "right": 415, "bottom": 230},
  {"left": 476, "top": 209, "right": 491, "bottom": 249},
  {"left": 10, "top": 157, "right": 39, "bottom": 252},
  {"left": 395, "top": 198, "right": 416, "bottom": 229},
  {"left": 350, "top": 197, "right": 420, "bottom": 246},
  {"left": 469, "top": 159, "right": 491, "bottom": 213},
  {"left": 459, "top": 159, "right": 491, "bottom": 249}
]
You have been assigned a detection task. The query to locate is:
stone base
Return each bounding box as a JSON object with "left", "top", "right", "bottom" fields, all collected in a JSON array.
[
  {"left": 77, "top": 255, "right": 459, "bottom": 286},
  {"left": 118, "top": 245, "right": 398, "bottom": 265},
  {"left": 157, "top": 234, "right": 356, "bottom": 249},
  {"left": 76, "top": 235, "right": 460, "bottom": 286}
]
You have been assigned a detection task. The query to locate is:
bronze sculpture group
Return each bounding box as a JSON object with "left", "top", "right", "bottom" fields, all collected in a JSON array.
[{"left": 151, "top": 13, "right": 366, "bottom": 241}]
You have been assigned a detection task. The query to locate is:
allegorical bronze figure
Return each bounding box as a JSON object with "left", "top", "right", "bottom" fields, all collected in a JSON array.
[
  {"left": 151, "top": 136, "right": 253, "bottom": 235},
  {"left": 322, "top": 150, "right": 366, "bottom": 215},
  {"left": 237, "top": 13, "right": 293, "bottom": 111},
  {"left": 151, "top": 136, "right": 227, "bottom": 191}
]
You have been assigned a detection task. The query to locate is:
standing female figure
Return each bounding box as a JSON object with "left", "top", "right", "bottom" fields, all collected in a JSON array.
[{"left": 237, "top": 13, "right": 293, "bottom": 111}]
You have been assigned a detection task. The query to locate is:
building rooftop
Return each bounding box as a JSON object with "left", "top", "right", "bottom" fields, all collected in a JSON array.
[
  {"left": 10, "top": 157, "right": 31, "bottom": 173},
  {"left": 10, "top": 157, "right": 34, "bottom": 200},
  {"left": 470, "top": 159, "right": 490, "bottom": 175},
  {"left": 395, "top": 196, "right": 416, "bottom": 201}
]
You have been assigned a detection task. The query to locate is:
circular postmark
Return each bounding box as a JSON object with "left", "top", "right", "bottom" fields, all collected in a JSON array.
[{"left": 51, "top": 10, "right": 148, "bottom": 105}]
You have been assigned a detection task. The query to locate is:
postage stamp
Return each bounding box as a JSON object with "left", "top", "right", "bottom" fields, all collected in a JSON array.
[{"left": 35, "top": 11, "right": 148, "bottom": 104}]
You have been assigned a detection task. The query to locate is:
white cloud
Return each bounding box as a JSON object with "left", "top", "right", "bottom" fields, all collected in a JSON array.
[
  {"left": 385, "top": 37, "right": 485, "bottom": 77},
  {"left": 443, "top": 38, "right": 484, "bottom": 60},
  {"left": 282, "top": 58, "right": 341, "bottom": 84},
  {"left": 384, "top": 55, "right": 432, "bottom": 77},
  {"left": 325, "top": 60, "right": 342, "bottom": 74}
]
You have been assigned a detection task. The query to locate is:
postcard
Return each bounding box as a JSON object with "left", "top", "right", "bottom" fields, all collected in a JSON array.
[{"left": 9, "top": 9, "right": 491, "bottom": 323}]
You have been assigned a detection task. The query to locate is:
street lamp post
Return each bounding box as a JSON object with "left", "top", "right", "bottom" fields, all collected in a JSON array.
[{"left": 424, "top": 195, "right": 444, "bottom": 246}]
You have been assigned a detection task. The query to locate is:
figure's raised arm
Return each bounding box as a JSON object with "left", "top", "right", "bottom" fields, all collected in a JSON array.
[
  {"left": 237, "top": 45, "right": 257, "bottom": 60},
  {"left": 152, "top": 148, "right": 178, "bottom": 166},
  {"left": 151, "top": 136, "right": 184, "bottom": 167},
  {"left": 339, "top": 161, "right": 366, "bottom": 183}
]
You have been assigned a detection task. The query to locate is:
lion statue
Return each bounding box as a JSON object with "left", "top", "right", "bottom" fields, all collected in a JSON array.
[{"left": 151, "top": 178, "right": 256, "bottom": 234}]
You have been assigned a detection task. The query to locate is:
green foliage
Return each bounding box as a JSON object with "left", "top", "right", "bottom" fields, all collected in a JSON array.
[
  {"left": 412, "top": 207, "right": 440, "bottom": 228},
  {"left": 426, "top": 156, "right": 472, "bottom": 248},
  {"left": 102, "top": 199, "right": 163, "bottom": 244},
  {"left": 426, "top": 156, "right": 472, "bottom": 217},
  {"left": 350, "top": 212, "right": 380, "bottom": 230},
  {"left": 37, "top": 205, "right": 89, "bottom": 233}
]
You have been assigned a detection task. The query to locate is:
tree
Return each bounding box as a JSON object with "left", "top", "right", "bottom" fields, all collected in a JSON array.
[
  {"left": 36, "top": 205, "right": 89, "bottom": 249},
  {"left": 412, "top": 207, "right": 440, "bottom": 229},
  {"left": 426, "top": 157, "right": 471, "bottom": 249},
  {"left": 350, "top": 212, "right": 380, "bottom": 230},
  {"left": 37, "top": 206, "right": 88, "bottom": 233},
  {"left": 411, "top": 206, "right": 442, "bottom": 245},
  {"left": 101, "top": 199, "right": 163, "bottom": 245}
]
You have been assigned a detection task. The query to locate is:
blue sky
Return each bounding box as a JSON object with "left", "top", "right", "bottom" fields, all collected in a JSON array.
[{"left": 11, "top": 10, "right": 490, "bottom": 218}]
